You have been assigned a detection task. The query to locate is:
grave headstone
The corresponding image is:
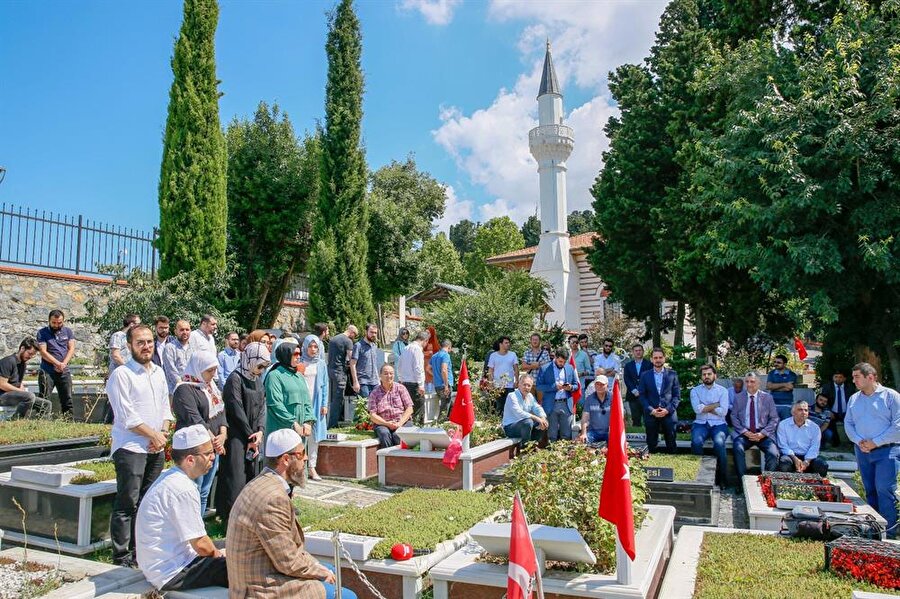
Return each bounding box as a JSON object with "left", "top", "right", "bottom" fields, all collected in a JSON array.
[{"left": 10, "top": 465, "right": 92, "bottom": 487}]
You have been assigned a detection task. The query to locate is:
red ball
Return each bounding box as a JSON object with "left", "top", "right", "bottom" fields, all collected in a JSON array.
[{"left": 391, "top": 543, "right": 414, "bottom": 561}]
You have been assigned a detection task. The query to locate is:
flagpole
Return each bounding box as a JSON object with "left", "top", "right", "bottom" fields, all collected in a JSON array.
[
  {"left": 515, "top": 491, "right": 545, "bottom": 599},
  {"left": 615, "top": 533, "right": 632, "bottom": 585}
]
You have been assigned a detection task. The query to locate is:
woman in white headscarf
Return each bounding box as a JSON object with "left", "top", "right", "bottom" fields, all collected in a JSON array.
[
  {"left": 299, "top": 335, "right": 329, "bottom": 481},
  {"left": 215, "top": 341, "right": 270, "bottom": 522},
  {"left": 172, "top": 350, "right": 227, "bottom": 516}
]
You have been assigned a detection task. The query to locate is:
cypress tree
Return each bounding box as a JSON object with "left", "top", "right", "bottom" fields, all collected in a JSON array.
[
  {"left": 157, "top": 0, "right": 227, "bottom": 279},
  {"left": 308, "top": 0, "right": 374, "bottom": 327}
]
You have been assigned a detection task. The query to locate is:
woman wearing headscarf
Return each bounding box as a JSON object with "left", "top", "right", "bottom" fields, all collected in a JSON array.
[
  {"left": 299, "top": 335, "right": 329, "bottom": 481},
  {"left": 215, "top": 341, "right": 271, "bottom": 522},
  {"left": 392, "top": 328, "right": 409, "bottom": 363},
  {"left": 172, "top": 351, "right": 227, "bottom": 516},
  {"left": 264, "top": 341, "right": 313, "bottom": 437}
]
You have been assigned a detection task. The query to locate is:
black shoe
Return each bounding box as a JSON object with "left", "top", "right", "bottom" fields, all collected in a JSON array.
[{"left": 113, "top": 557, "right": 138, "bottom": 569}]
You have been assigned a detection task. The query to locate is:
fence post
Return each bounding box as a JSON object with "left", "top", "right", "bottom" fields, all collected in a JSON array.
[
  {"left": 151, "top": 227, "right": 159, "bottom": 278},
  {"left": 75, "top": 214, "right": 83, "bottom": 274}
]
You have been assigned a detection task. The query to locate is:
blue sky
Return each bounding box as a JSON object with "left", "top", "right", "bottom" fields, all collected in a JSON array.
[{"left": 0, "top": 0, "right": 667, "bottom": 234}]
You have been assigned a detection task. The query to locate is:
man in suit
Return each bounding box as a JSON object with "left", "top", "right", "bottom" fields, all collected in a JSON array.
[
  {"left": 535, "top": 349, "right": 581, "bottom": 442},
  {"left": 226, "top": 429, "right": 357, "bottom": 599},
  {"left": 623, "top": 344, "right": 652, "bottom": 427},
  {"left": 819, "top": 371, "right": 854, "bottom": 447},
  {"left": 731, "top": 373, "right": 780, "bottom": 482},
  {"left": 637, "top": 347, "right": 681, "bottom": 453}
]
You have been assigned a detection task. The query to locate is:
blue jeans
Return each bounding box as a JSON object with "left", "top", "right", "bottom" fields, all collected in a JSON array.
[
  {"left": 856, "top": 444, "right": 900, "bottom": 538},
  {"left": 691, "top": 423, "right": 728, "bottom": 483},
  {"left": 322, "top": 562, "right": 358, "bottom": 599},
  {"left": 732, "top": 434, "right": 779, "bottom": 478},
  {"left": 358, "top": 383, "right": 377, "bottom": 398},
  {"left": 196, "top": 453, "right": 219, "bottom": 516},
  {"left": 585, "top": 429, "right": 608, "bottom": 444},
  {"left": 503, "top": 418, "right": 544, "bottom": 448}
]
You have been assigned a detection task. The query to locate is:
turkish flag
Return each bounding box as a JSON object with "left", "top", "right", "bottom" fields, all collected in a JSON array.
[
  {"left": 449, "top": 360, "right": 475, "bottom": 438},
  {"left": 507, "top": 493, "right": 538, "bottom": 599},
  {"left": 568, "top": 352, "right": 582, "bottom": 406},
  {"left": 598, "top": 379, "right": 636, "bottom": 560},
  {"left": 794, "top": 337, "right": 808, "bottom": 360}
]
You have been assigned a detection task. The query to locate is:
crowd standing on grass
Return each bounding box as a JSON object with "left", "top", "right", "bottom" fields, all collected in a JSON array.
[{"left": 4, "top": 305, "right": 898, "bottom": 593}]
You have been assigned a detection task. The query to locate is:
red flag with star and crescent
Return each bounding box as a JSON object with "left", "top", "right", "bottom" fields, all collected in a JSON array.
[
  {"left": 449, "top": 360, "right": 475, "bottom": 437},
  {"left": 507, "top": 493, "right": 539, "bottom": 599},
  {"left": 597, "top": 379, "right": 636, "bottom": 560},
  {"left": 794, "top": 337, "right": 808, "bottom": 360},
  {"left": 567, "top": 352, "right": 582, "bottom": 406}
]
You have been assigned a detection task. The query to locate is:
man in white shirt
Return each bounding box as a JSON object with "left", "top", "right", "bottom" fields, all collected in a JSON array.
[
  {"left": 397, "top": 330, "right": 428, "bottom": 423},
  {"left": 689, "top": 364, "right": 730, "bottom": 484},
  {"left": 189, "top": 314, "right": 218, "bottom": 356},
  {"left": 137, "top": 424, "right": 227, "bottom": 591},
  {"left": 593, "top": 338, "right": 621, "bottom": 380},
  {"left": 106, "top": 324, "right": 173, "bottom": 567},
  {"left": 487, "top": 336, "right": 519, "bottom": 412},
  {"left": 776, "top": 399, "right": 829, "bottom": 476}
]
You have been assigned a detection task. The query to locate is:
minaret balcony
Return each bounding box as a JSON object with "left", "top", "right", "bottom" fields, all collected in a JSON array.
[{"left": 529, "top": 124, "right": 574, "bottom": 161}]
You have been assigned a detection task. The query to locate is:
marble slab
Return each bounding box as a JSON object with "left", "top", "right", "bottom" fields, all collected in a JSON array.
[{"left": 10, "top": 465, "right": 92, "bottom": 487}]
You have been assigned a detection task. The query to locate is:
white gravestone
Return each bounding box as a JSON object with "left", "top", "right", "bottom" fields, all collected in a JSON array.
[
  {"left": 469, "top": 522, "right": 596, "bottom": 565},
  {"left": 304, "top": 531, "right": 383, "bottom": 561},
  {"left": 396, "top": 427, "right": 452, "bottom": 451},
  {"left": 10, "top": 465, "right": 92, "bottom": 487}
]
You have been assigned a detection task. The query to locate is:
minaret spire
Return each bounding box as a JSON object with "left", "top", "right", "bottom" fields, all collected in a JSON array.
[{"left": 538, "top": 39, "right": 561, "bottom": 98}]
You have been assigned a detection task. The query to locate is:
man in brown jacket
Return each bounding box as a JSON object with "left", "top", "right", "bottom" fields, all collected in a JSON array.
[{"left": 225, "top": 429, "right": 357, "bottom": 599}]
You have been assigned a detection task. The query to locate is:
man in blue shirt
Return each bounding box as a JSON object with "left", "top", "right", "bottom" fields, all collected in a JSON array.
[
  {"left": 690, "top": 364, "right": 730, "bottom": 485},
  {"left": 430, "top": 339, "right": 454, "bottom": 418},
  {"left": 776, "top": 400, "right": 828, "bottom": 476},
  {"left": 36, "top": 309, "right": 76, "bottom": 415},
  {"left": 216, "top": 332, "right": 240, "bottom": 391},
  {"left": 846, "top": 362, "right": 900, "bottom": 538},
  {"left": 767, "top": 354, "right": 797, "bottom": 407},
  {"left": 576, "top": 375, "right": 612, "bottom": 444}
]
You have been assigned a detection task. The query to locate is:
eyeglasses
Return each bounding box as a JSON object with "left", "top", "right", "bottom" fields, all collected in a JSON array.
[
  {"left": 286, "top": 451, "right": 306, "bottom": 460},
  {"left": 193, "top": 449, "right": 216, "bottom": 459}
]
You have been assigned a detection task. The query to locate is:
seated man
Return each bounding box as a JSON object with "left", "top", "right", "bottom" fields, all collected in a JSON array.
[
  {"left": 226, "top": 429, "right": 357, "bottom": 599},
  {"left": 366, "top": 364, "right": 413, "bottom": 449},
  {"left": 534, "top": 349, "right": 580, "bottom": 442},
  {"left": 135, "top": 424, "right": 227, "bottom": 592},
  {"left": 690, "top": 364, "right": 730, "bottom": 485},
  {"left": 776, "top": 400, "right": 828, "bottom": 476},
  {"left": 731, "top": 373, "right": 780, "bottom": 480},
  {"left": 577, "top": 375, "right": 612, "bottom": 444},
  {"left": 0, "top": 338, "right": 51, "bottom": 419},
  {"left": 502, "top": 374, "right": 547, "bottom": 449},
  {"left": 809, "top": 393, "right": 835, "bottom": 446}
]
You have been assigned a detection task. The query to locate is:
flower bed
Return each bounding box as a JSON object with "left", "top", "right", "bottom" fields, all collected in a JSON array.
[
  {"left": 758, "top": 471, "right": 847, "bottom": 509},
  {"left": 826, "top": 537, "right": 900, "bottom": 590}
]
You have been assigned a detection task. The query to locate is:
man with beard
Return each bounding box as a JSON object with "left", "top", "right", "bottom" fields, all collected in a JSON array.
[
  {"left": 163, "top": 320, "right": 193, "bottom": 396},
  {"left": 36, "top": 309, "right": 76, "bottom": 415},
  {"left": 350, "top": 323, "right": 380, "bottom": 399},
  {"left": 226, "top": 429, "right": 358, "bottom": 598},
  {"left": 151, "top": 316, "right": 173, "bottom": 367},
  {"left": 136, "top": 424, "right": 227, "bottom": 591},
  {"left": 106, "top": 324, "right": 173, "bottom": 567}
]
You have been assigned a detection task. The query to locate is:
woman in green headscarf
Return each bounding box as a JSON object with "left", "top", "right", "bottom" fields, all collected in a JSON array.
[{"left": 264, "top": 341, "right": 313, "bottom": 436}]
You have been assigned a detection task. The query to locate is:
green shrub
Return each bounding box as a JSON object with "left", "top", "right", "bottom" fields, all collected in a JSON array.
[
  {"left": 642, "top": 453, "right": 702, "bottom": 481},
  {"left": 312, "top": 488, "right": 501, "bottom": 559},
  {"left": 293, "top": 497, "right": 349, "bottom": 530},
  {"left": 493, "top": 441, "right": 648, "bottom": 574},
  {"left": 0, "top": 421, "right": 111, "bottom": 447},
  {"left": 694, "top": 532, "right": 891, "bottom": 597}
]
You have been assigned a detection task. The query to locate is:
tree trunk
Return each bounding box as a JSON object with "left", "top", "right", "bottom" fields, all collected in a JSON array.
[
  {"left": 674, "top": 301, "right": 686, "bottom": 346},
  {"left": 376, "top": 302, "right": 386, "bottom": 346},
  {"left": 694, "top": 310, "right": 707, "bottom": 360},
  {"left": 883, "top": 339, "right": 900, "bottom": 387},
  {"left": 650, "top": 310, "right": 662, "bottom": 348}
]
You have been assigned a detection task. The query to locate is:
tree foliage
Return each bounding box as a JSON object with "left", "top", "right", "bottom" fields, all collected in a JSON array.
[
  {"left": 567, "top": 209, "right": 596, "bottom": 235},
  {"left": 449, "top": 219, "right": 479, "bottom": 257},
  {"left": 520, "top": 214, "right": 541, "bottom": 247},
  {"left": 463, "top": 216, "right": 525, "bottom": 287},
  {"left": 225, "top": 102, "right": 319, "bottom": 330},
  {"left": 157, "top": 0, "right": 227, "bottom": 279},
  {"left": 308, "top": 0, "right": 374, "bottom": 329},
  {"left": 415, "top": 232, "right": 465, "bottom": 292},
  {"left": 366, "top": 157, "right": 446, "bottom": 304}
]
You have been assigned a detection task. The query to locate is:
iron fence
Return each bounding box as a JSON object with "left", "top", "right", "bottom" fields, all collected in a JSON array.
[
  {"left": 0, "top": 203, "right": 158, "bottom": 276},
  {"left": 285, "top": 273, "right": 309, "bottom": 302}
]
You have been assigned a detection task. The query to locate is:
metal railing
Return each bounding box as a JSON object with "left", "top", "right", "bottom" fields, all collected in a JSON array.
[
  {"left": 0, "top": 203, "right": 158, "bottom": 276},
  {"left": 285, "top": 273, "right": 309, "bottom": 302}
]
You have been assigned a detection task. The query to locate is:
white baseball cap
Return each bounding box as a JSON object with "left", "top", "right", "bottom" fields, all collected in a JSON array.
[
  {"left": 266, "top": 428, "right": 304, "bottom": 457},
  {"left": 595, "top": 375, "right": 609, "bottom": 387},
  {"left": 172, "top": 424, "right": 211, "bottom": 450}
]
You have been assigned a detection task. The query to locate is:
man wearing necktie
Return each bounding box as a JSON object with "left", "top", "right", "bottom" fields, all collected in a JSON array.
[
  {"left": 731, "top": 373, "right": 780, "bottom": 486},
  {"left": 819, "top": 371, "right": 854, "bottom": 447}
]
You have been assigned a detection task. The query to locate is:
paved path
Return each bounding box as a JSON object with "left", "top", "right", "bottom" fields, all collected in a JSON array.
[{"left": 294, "top": 478, "right": 394, "bottom": 508}]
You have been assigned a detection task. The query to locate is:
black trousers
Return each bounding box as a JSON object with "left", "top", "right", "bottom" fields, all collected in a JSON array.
[
  {"left": 38, "top": 369, "right": 73, "bottom": 415},
  {"left": 374, "top": 424, "right": 401, "bottom": 449},
  {"left": 327, "top": 374, "right": 346, "bottom": 429},
  {"left": 402, "top": 382, "right": 423, "bottom": 424},
  {"left": 826, "top": 413, "right": 844, "bottom": 446},
  {"left": 160, "top": 555, "right": 228, "bottom": 591},
  {"left": 644, "top": 414, "right": 677, "bottom": 453},
  {"left": 110, "top": 448, "right": 165, "bottom": 563},
  {"left": 627, "top": 396, "right": 643, "bottom": 427}
]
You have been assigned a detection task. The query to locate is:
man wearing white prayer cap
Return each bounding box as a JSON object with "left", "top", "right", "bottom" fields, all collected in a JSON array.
[
  {"left": 226, "top": 428, "right": 359, "bottom": 598},
  {"left": 135, "top": 424, "right": 227, "bottom": 591}
]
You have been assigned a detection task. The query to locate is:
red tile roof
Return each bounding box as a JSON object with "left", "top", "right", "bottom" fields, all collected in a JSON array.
[{"left": 486, "top": 232, "right": 598, "bottom": 265}]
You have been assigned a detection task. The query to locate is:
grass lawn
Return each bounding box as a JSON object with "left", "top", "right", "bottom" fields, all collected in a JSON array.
[
  {"left": 694, "top": 533, "right": 891, "bottom": 598},
  {"left": 625, "top": 425, "right": 691, "bottom": 442},
  {"left": 643, "top": 453, "right": 702, "bottom": 481},
  {"left": 0, "top": 420, "right": 110, "bottom": 446},
  {"left": 327, "top": 426, "right": 375, "bottom": 441},
  {"left": 311, "top": 488, "right": 501, "bottom": 559}
]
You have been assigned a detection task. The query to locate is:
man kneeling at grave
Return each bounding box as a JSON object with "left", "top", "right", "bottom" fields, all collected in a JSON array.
[
  {"left": 776, "top": 399, "right": 829, "bottom": 477},
  {"left": 135, "top": 424, "right": 228, "bottom": 592},
  {"left": 226, "top": 428, "right": 358, "bottom": 599},
  {"left": 577, "top": 375, "right": 613, "bottom": 444}
]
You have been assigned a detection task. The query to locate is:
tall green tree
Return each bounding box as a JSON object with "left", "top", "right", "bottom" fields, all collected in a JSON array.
[
  {"left": 449, "top": 219, "right": 479, "bottom": 257},
  {"left": 225, "top": 102, "right": 319, "bottom": 330},
  {"left": 415, "top": 232, "right": 465, "bottom": 291},
  {"left": 463, "top": 216, "right": 525, "bottom": 287},
  {"left": 520, "top": 215, "right": 541, "bottom": 247},
  {"left": 157, "top": 0, "right": 227, "bottom": 279},
  {"left": 308, "top": 0, "right": 374, "bottom": 328},
  {"left": 567, "top": 209, "right": 596, "bottom": 235},
  {"left": 366, "top": 157, "right": 446, "bottom": 304}
]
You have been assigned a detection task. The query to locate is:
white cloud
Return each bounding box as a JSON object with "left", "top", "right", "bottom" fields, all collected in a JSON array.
[
  {"left": 432, "top": 0, "right": 667, "bottom": 226},
  {"left": 399, "top": 0, "right": 462, "bottom": 26},
  {"left": 433, "top": 184, "right": 474, "bottom": 234}
]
